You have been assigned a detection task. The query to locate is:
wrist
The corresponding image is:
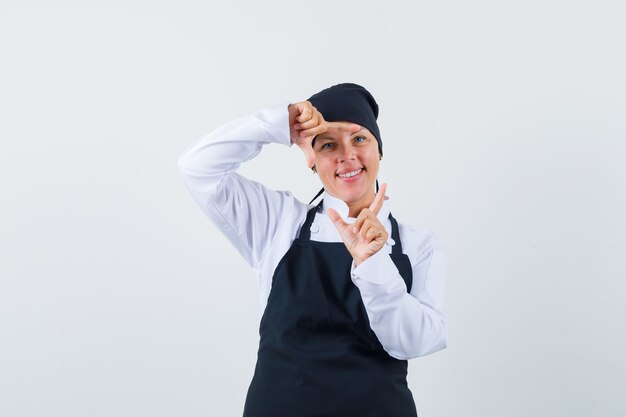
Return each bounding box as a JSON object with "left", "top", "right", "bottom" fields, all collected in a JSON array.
[{"left": 353, "top": 255, "right": 366, "bottom": 268}]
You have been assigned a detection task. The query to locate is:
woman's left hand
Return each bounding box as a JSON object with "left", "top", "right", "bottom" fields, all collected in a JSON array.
[{"left": 327, "top": 183, "right": 389, "bottom": 267}]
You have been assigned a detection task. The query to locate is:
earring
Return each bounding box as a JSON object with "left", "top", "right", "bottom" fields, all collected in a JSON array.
[{"left": 311, "top": 165, "right": 317, "bottom": 173}]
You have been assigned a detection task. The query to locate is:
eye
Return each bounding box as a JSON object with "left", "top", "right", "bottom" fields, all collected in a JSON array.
[
  {"left": 354, "top": 136, "right": 366, "bottom": 143},
  {"left": 320, "top": 142, "right": 334, "bottom": 150}
]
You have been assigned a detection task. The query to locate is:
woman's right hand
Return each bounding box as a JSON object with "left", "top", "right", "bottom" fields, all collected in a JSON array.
[{"left": 288, "top": 101, "right": 327, "bottom": 169}]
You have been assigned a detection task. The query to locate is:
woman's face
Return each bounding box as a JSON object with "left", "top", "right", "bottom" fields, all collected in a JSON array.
[{"left": 312, "top": 121, "right": 380, "bottom": 207}]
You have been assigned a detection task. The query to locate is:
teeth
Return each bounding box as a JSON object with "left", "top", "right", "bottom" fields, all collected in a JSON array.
[{"left": 338, "top": 168, "right": 363, "bottom": 178}]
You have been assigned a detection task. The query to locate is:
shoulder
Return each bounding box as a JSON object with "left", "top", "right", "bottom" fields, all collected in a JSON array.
[
  {"left": 394, "top": 217, "right": 445, "bottom": 266},
  {"left": 271, "top": 191, "right": 319, "bottom": 241}
]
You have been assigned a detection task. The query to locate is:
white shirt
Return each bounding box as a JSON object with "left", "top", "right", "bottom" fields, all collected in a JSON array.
[{"left": 177, "top": 101, "right": 448, "bottom": 360}]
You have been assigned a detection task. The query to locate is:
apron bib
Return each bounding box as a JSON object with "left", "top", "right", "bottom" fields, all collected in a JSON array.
[{"left": 242, "top": 200, "right": 418, "bottom": 417}]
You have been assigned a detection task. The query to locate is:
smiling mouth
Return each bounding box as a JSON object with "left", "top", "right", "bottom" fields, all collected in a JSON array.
[{"left": 336, "top": 168, "right": 364, "bottom": 178}]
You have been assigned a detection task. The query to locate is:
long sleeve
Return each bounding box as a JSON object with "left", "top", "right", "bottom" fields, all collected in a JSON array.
[
  {"left": 350, "top": 236, "right": 448, "bottom": 360},
  {"left": 177, "top": 101, "right": 297, "bottom": 269}
]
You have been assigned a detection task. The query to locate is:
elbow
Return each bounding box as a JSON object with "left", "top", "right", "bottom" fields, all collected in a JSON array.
[
  {"left": 177, "top": 152, "right": 191, "bottom": 172},
  {"left": 408, "top": 335, "right": 448, "bottom": 360},
  {"left": 422, "top": 315, "right": 448, "bottom": 356},
  {"left": 423, "top": 317, "right": 448, "bottom": 356},
  {"left": 436, "top": 326, "right": 449, "bottom": 353},
  {"left": 176, "top": 151, "right": 207, "bottom": 181},
  {"left": 389, "top": 316, "right": 448, "bottom": 360},
  {"left": 177, "top": 141, "right": 202, "bottom": 172},
  {"left": 438, "top": 317, "right": 449, "bottom": 351}
]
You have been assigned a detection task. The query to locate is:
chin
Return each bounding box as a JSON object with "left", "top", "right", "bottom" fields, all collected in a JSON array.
[{"left": 333, "top": 185, "right": 372, "bottom": 204}]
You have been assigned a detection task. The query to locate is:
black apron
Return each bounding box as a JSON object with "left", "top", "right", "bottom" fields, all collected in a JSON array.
[{"left": 242, "top": 200, "right": 418, "bottom": 417}]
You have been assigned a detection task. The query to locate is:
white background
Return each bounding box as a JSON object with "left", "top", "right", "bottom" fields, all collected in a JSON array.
[{"left": 1, "top": 1, "right": 625, "bottom": 416}]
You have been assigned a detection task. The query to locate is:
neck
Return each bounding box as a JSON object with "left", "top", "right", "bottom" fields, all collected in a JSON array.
[{"left": 346, "top": 188, "right": 376, "bottom": 218}]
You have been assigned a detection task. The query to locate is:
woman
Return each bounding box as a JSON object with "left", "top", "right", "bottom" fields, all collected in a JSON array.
[{"left": 177, "top": 83, "right": 448, "bottom": 417}]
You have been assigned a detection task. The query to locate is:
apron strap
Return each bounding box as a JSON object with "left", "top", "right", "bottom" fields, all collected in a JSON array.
[
  {"left": 298, "top": 200, "right": 324, "bottom": 242},
  {"left": 388, "top": 213, "right": 404, "bottom": 255}
]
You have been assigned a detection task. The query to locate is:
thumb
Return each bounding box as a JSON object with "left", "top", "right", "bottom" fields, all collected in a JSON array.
[
  {"left": 326, "top": 208, "right": 347, "bottom": 229},
  {"left": 305, "top": 148, "right": 316, "bottom": 169}
]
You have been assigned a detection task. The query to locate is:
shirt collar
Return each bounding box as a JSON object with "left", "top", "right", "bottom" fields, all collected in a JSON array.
[{"left": 320, "top": 190, "right": 391, "bottom": 222}]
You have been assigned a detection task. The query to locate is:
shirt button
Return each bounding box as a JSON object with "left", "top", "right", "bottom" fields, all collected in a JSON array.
[
  {"left": 386, "top": 237, "right": 395, "bottom": 246},
  {"left": 310, "top": 224, "right": 319, "bottom": 234}
]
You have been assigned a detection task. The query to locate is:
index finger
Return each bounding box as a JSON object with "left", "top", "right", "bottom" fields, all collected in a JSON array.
[
  {"left": 327, "top": 207, "right": 348, "bottom": 229},
  {"left": 369, "top": 182, "right": 387, "bottom": 214},
  {"left": 325, "top": 122, "right": 362, "bottom": 135},
  {"left": 342, "top": 123, "right": 363, "bottom": 133}
]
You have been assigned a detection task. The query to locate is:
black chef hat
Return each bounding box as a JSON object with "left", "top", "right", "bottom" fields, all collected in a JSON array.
[
  {"left": 307, "top": 82, "right": 383, "bottom": 157},
  {"left": 306, "top": 82, "right": 382, "bottom": 204}
]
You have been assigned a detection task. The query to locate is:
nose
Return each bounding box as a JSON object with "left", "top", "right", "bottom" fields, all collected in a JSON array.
[{"left": 338, "top": 143, "right": 356, "bottom": 162}]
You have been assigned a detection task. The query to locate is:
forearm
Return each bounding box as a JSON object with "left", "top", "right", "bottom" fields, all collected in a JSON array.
[
  {"left": 177, "top": 101, "right": 292, "bottom": 184},
  {"left": 177, "top": 101, "right": 296, "bottom": 268},
  {"left": 351, "top": 248, "right": 448, "bottom": 360}
]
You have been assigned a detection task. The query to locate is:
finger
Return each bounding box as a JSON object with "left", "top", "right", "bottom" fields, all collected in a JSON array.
[
  {"left": 360, "top": 219, "right": 375, "bottom": 240},
  {"left": 351, "top": 208, "right": 372, "bottom": 234},
  {"left": 323, "top": 122, "right": 346, "bottom": 135},
  {"left": 324, "top": 121, "right": 359, "bottom": 136},
  {"left": 365, "top": 227, "right": 379, "bottom": 243},
  {"left": 369, "top": 182, "right": 387, "bottom": 215},
  {"left": 367, "top": 224, "right": 387, "bottom": 243},
  {"left": 297, "top": 105, "right": 311, "bottom": 122},
  {"left": 361, "top": 219, "right": 384, "bottom": 241},
  {"left": 305, "top": 148, "right": 316, "bottom": 168},
  {"left": 300, "top": 123, "right": 328, "bottom": 139},
  {"left": 294, "top": 116, "right": 319, "bottom": 130},
  {"left": 344, "top": 123, "right": 363, "bottom": 133},
  {"left": 326, "top": 208, "right": 348, "bottom": 230}
]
